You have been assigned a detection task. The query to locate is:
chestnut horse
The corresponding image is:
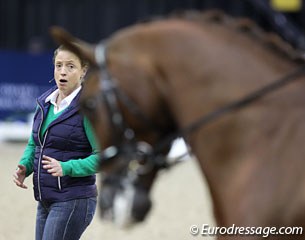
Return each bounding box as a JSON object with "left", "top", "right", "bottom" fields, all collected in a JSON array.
[{"left": 51, "top": 11, "right": 305, "bottom": 239}]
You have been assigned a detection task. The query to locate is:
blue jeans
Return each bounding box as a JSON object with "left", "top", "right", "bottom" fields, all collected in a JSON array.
[{"left": 35, "top": 197, "right": 97, "bottom": 240}]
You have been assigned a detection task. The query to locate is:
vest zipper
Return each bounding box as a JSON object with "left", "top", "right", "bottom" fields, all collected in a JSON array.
[
  {"left": 37, "top": 102, "right": 46, "bottom": 201},
  {"left": 37, "top": 101, "right": 63, "bottom": 198},
  {"left": 58, "top": 177, "right": 62, "bottom": 190}
]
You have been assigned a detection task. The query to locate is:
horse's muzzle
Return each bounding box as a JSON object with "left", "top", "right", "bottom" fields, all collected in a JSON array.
[{"left": 98, "top": 179, "right": 152, "bottom": 228}]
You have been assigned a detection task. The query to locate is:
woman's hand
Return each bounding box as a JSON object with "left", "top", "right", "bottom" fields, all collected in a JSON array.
[
  {"left": 13, "top": 164, "right": 27, "bottom": 189},
  {"left": 42, "top": 155, "right": 63, "bottom": 177}
]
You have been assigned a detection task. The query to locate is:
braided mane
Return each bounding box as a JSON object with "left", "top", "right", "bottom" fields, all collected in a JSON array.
[{"left": 170, "top": 10, "right": 305, "bottom": 62}]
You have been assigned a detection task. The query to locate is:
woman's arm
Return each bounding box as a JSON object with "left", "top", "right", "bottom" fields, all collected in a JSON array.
[
  {"left": 19, "top": 134, "right": 36, "bottom": 177},
  {"left": 60, "top": 116, "right": 100, "bottom": 177}
]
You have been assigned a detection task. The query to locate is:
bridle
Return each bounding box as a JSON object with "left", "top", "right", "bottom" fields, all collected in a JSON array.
[{"left": 85, "top": 42, "right": 176, "bottom": 177}]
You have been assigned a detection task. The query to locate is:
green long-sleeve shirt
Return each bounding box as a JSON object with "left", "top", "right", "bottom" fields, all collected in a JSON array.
[{"left": 19, "top": 104, "right": 100, "bottom": 177}]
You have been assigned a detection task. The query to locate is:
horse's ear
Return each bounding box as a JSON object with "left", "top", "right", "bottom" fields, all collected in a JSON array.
[
  {"left": 49, "top": 26, "right": 98, "bottom": 67},
  {"left": 49, "top": 26, "right": 74, "bottom": 47}
]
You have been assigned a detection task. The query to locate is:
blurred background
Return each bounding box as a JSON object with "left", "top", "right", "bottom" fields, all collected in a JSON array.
[
  {"left": 0, "top": 0, "right": 305, "bottom": 140},
  {"left": 1, "top": 1, "right": 305, "bottom": 239}
]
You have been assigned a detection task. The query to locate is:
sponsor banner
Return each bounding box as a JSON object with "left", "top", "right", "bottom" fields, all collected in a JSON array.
[{"left": 0, "top": 50, "right": 53, "bottom": 121}]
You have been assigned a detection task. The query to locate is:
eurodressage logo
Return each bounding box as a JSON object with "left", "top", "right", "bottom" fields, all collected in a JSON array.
[{"left": 189, "top": 224, "right": 303, "bottom": 238}]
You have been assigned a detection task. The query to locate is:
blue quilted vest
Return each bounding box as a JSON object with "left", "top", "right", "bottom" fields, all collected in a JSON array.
[{"left": 31, "top": 86, "right": 97, "bottom": 202}]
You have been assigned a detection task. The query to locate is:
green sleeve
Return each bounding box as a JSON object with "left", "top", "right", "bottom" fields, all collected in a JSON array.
[
  {"left": 19, "top": 134, "right": 35, "bottom": 177},
  {"left": 60, "top": 116, "right": 100, "bottom": 177}
]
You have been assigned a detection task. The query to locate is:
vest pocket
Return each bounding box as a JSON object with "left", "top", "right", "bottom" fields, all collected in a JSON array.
[{"left": 57, "top": 177, "right": 62, "bottom": 190}]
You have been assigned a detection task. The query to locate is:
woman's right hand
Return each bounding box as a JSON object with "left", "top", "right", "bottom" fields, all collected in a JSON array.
[{"left": 13, "top": 164, "right": 27, "bottom": 189}]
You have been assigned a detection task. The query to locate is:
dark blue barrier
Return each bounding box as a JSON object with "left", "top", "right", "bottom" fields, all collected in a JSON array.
[{"left": 0, "top": 50, "right": 54, "bottom": 121}]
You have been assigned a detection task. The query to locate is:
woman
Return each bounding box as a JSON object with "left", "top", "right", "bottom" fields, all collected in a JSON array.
[{"left": 13, "top": 45, "right": 99, "bottom": 240}]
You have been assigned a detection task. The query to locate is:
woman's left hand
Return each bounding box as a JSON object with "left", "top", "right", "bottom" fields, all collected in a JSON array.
[{"left": 42, "top": 155, "right": 63, "bottom": 177}]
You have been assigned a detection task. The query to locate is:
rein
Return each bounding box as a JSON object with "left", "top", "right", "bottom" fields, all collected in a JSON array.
[{"left": 152, "top": 65, "right": 305, "bottom": 156}]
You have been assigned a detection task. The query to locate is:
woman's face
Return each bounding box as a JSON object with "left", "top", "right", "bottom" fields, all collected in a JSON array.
[{"left": 54, "top": 49, "right": 86, "bottom": 96}]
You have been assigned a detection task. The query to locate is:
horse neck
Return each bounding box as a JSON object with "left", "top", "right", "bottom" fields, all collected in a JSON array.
[
  {"left": 152, "top": 21, "right": 301, "bottom": 131},
  {"left": 152, "top": 23, "right": 305, "bottom": 226}
]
